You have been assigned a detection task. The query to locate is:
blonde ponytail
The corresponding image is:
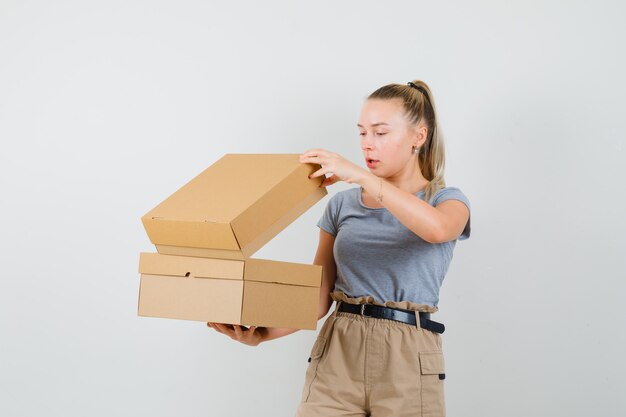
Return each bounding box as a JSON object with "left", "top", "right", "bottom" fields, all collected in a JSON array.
[{"left": 368, "top": 80, "right": 446, "bottom": 204}]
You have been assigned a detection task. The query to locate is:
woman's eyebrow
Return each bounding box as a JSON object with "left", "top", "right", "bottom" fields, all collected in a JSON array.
[{"left": 357, "top": 122, "right": 390, "bottom": 127}]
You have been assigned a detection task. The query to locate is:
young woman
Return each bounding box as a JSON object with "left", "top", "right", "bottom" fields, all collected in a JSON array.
[{"left": 208, "top": 80, "right": 471, "bottom": 417}]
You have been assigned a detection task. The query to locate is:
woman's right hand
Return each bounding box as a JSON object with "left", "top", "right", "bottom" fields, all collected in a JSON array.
[{"left": 207, "top": 322, "right": 266, "bottom": 346}]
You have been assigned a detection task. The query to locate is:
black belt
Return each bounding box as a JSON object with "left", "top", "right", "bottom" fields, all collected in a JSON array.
[{"left": 338, "top": 302, "right": 445, "bottom": 334}]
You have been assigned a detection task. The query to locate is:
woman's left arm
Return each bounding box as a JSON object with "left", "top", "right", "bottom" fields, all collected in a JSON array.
[
  {"left": 358, "top": 172, "right": 469, "bottom": 243},
  {"left": 300, "top": 149, "right": 469, "bottom": 244}
]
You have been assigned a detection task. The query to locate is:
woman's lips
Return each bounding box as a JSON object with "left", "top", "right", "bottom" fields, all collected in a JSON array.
[{"left": 366, "top": 159, "right": 379, "bottom": 168}]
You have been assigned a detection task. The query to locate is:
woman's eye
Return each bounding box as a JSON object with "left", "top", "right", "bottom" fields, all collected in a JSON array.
[{"left": 376, "top": 132, "right": 387, "bottom": 136}]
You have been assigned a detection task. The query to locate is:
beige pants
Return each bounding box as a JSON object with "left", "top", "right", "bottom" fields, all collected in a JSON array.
[{"left": 295, "top": 291, "right": 446, "bottom": 417}]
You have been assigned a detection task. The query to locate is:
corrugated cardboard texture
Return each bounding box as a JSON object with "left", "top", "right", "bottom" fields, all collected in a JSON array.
[
  {"left": 235, "top": 186, "right": 327, "bottom": 259},
  {"left": 137, "top": 252, "right": 322, "bottom": 329},
  {"left": 138, "top": 252, "right": 243, "bottom": 280},
  {"left": 155, "top": 186, "right": 327, "bottom": 260},
  {"left": 138, "top": 252, "right": 321, "bottom": 287},
  {"left": 241, "top": 281, "right": 318, "bottom": 330},
  {"left": 142, "top": 154, "right": 326, "bottom": 257},
  {"left": 138, "top": 274, "right": 244, "bottom": 324},
  {"left": 154, "top": 245, "right": 248, "bottom": 261},
  {"left": 243, "top": 258, "right": 321, "bottom": 287},
  {"left": 138, "top": 273, "right": 320, "bottom": 329}
]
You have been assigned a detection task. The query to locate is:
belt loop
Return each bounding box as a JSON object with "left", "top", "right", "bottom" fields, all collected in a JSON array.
[
  {"left": 414, "top": 310, "right": 422, "bottom": 331},
  {"left": 332, "top": 300, "right": 342, "bottom": 318}
]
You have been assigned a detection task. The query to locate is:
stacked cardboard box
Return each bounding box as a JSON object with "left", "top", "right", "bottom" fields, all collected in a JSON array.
[{"left": 138, "top": 154, "right": 327, "bottom": 330}]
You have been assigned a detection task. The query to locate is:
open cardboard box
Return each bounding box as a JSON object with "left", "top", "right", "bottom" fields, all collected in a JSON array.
[
  {"left": 138, "top": 154, "right": 328, "bottom": 330},
  {"left": 138, "top": 252, "right": 322, "bottom": 329}
]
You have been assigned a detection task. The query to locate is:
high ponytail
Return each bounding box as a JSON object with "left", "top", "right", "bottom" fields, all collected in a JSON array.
[{"left": 367, "top": 80, "right": 446, "bottom": 204}]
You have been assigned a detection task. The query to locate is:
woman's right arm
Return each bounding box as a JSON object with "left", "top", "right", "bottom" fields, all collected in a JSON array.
[{"left": 260, "top": 228, "right": 337, "bottom": 343}]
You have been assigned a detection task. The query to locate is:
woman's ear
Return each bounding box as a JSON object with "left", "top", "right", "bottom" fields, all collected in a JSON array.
[{"left": 413, "top": 123, "right": 428, "bottom": 147}]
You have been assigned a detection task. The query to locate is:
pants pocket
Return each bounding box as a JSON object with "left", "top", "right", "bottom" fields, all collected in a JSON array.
[
  {"left": 419, "top": 350, "right": 446, "bottom": 417},
  {"left": 302, "top": 335, "right": 327, "bottom": 403}
]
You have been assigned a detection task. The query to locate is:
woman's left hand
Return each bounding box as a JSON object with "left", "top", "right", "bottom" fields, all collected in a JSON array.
[
  {"left": 300, "top": 149, "right": 368, "bottom": 188},
  {"left": 207, "top": 322, "right": 264, "bottom": 347}
]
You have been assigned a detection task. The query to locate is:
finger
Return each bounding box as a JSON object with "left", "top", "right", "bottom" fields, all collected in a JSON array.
[
  {"left": 233, "top": 325, "right": 242, "bottom": 339},
  {"left": 301, "top": 156, "right": 324, "bottom": 166},
  {"left": 300, "top": 148, "right": 325, "bottom": 157},
  {"left": 320, "top": 174, "right": 339, "bottom": 187},
  {"left": 320, "top": 175, "right": 337, "bottom": 187},
  {"left": 215, "top": 323, "right": 234, "bottom": 337},
  {"left": 309, "top": 167, "right": 327, "bottom": 179},
  {"left": 300, "top": 150, "right": 329, "bottom": 161}
]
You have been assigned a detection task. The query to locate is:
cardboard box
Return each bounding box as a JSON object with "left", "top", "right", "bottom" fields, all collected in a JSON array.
[
  {"left": 141, "top": 153, "right": 327, "bottom": 260},
  {"left": 138, "top": 154, "right": 327, "bottom": 330},
  {"left": 138, "top": 252, "right": 322, "bottom": 329}
]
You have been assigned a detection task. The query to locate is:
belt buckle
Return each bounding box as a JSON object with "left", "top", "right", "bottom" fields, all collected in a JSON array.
[{"left": 360, "top": 303, "right": 366, "bottom": 315}]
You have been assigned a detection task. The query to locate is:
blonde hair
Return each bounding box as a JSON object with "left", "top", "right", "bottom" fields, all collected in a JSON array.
[{"left": 367, "top": 80, "right": 446, "bottom": 204}]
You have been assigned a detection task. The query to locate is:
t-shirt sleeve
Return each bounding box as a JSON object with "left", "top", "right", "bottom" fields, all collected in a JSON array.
[
  {"left": 432, "top": 187, "right": 471, "bottom": 240},
  {"left": 316, "top": 193, "right": 340, "bottom": 237}
]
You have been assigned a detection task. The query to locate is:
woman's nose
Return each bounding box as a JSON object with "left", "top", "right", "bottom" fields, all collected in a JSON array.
[
  {"left": 361, "top": 135, "right": 375, "bottom": 149},
  {"left": 362, "top": 142, "right": 375, "bottom": 151}
]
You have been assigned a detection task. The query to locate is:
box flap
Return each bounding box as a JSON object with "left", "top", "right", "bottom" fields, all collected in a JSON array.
[
  {"left": 138, "top": 252, "right": 244, "bottom": 280},
  {"left": 141, "top": 154, "right": 326, "bottom": 257}
]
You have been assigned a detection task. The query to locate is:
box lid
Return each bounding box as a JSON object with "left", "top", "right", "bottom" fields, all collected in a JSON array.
[
  {"left": 138, "top": 252, "right": 244, "bottom": 280},
  {"left": 138, "top": 252, "right": 321, "bottom": 288},
  {"left": 141, "top": 154, "right": 327, "bottom": 258}
]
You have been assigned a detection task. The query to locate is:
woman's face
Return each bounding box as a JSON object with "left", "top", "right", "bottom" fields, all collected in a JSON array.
[{"left": 357, "top": 98, "right": 423, "bottom": 175}]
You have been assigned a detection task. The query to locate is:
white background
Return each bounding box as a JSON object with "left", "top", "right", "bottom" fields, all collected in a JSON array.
[{"left": 1, "top": 1, "right": 625, "bottom": 416}]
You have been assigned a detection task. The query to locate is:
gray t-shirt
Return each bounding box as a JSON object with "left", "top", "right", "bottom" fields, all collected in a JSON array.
[{"left": 316, "top": 186, "right": 471, "bottom": 308}]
